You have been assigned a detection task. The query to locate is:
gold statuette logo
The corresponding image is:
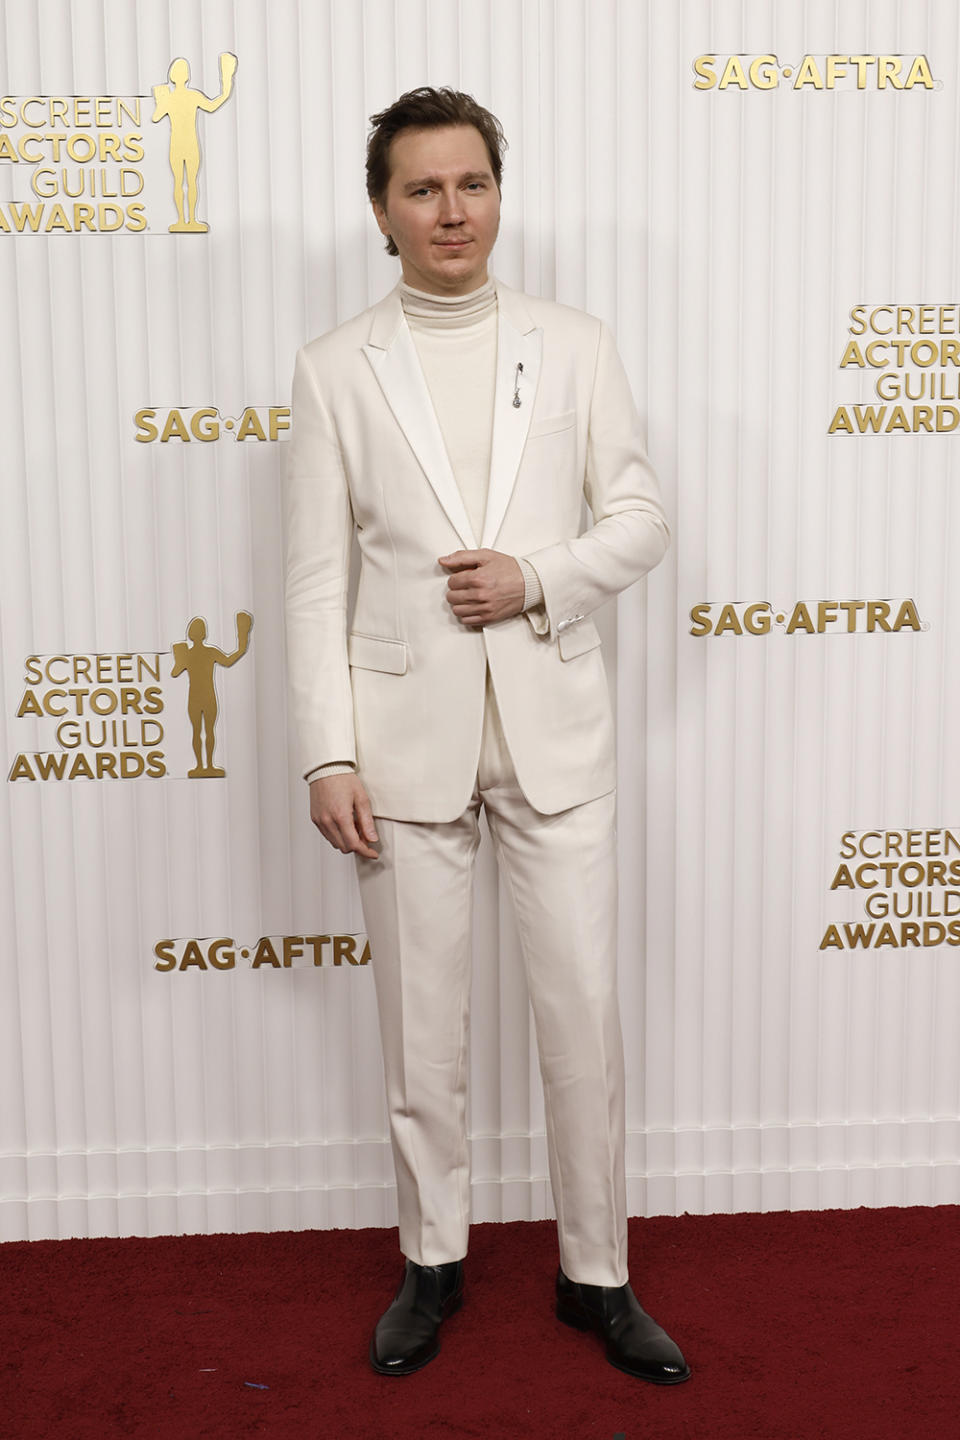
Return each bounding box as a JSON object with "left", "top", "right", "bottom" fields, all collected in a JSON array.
[
  {"left": 151, "top": 54, "right": 237, "bottom": 232},
  {"left": 8, "top": 610, "right": 253, "bottom": 782},
  {"left": 171, "top": 612, "right": 252, "bottom": 778},
  {"left": 0, "top": 53, "right": 237, "bottom": 236}
]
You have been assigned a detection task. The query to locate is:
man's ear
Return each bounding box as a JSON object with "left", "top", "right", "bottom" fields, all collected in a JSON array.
[{"left": 371, "top": 199, "right": 390, "bottom": 238}]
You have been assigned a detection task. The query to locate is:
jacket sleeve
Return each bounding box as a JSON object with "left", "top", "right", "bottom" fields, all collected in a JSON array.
[
  {"left": 523, "top": 321, "right": 670, "bottom": 640},
  {"left": 283, "top": 346, "right": 358, "bottom": 779}
]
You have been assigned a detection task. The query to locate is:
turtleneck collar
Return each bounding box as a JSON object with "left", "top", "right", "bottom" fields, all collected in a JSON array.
[{"left": 400, "top": 276, "right": 497, "bottom": 328}]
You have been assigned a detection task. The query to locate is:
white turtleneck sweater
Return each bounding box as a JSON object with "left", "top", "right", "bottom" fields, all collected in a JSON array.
[{"left": 309, "top": 276, "right": 544, "bottom": 782}]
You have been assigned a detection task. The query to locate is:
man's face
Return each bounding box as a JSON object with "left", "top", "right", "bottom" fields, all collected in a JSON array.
[{"left": 372, "top": 124, "right": 501, "bottom": 295}]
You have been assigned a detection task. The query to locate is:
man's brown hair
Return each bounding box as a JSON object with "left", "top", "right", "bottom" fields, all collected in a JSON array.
[{"left": 366, "top": 86, "right": 507, "bottom": 256}]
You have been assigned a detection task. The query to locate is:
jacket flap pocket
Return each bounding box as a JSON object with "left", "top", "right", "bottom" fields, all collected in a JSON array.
[
  {"left": 528, "top": 408, "right": 576, "bottom": 439},
  {"left": 348, "top": 633, "right": 408, "bottom": 674},
  {"left": 558, "top": 619, "right": 601, "bottom": 661}
]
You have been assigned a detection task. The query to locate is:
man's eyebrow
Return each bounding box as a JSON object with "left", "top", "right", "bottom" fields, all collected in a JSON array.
[{"left": 402, "top": 169, "right": 492, "bottom": 191}]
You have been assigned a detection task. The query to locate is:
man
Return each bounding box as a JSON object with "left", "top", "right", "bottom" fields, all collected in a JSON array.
[{"left": 284, "top": 87, "right": 688, "bottom": 1385}]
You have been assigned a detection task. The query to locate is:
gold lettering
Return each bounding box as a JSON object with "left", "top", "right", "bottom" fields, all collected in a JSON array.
[
  {"left": 827, "top": 406, "right": 854, "bottom": 434},
  {"left": 712, "top": 605, "right": 742, "bottom": 636},
  {"left": 252, "top": 937, "right": 281, "bottom": 968},
  {"left": 689, "top": 603, "right": 711, "bottom": 636},
  {"left": 816, "top": 601, "right": 838, "bottom": 632},
  {"left": 282, "top": 936, "right": 304, "bottom": 967},
  {"left": 44, "top": 203, "right": 71, "bottom": 233},
  {"left": 154, "top": 940, "right": 177, "bottom": 972},
  {"left": 718, "top": 56, "right": 749, "bottom": 90},
  {"left": 839, "top": 340, "right": 866, "bottom": 367},
  {"left": 97, "top": 202, "right": 124, "bottom": 231},
  {"left": 785, "top": 602, "right": 815, "bottom": 634},
  {"left": 134, "top": 409, "right": 159, "bottom": 443},
  {"left": 849, "top": 56, "right": 875, "bottom": 88},
  {"left": 793, "top": 56, "right": 824, "bottom": 89},
  {"left": 905, "top": 55, "right": 934, "bottom": 89},
  {"left": 16, "top": 689, "right": 43, "bottom": 717},
  {"left": 308, "top": 936, "right": 332, "bottom": 964},
  {"left": 892, "top": 599, "right": 922, "bottom": 632},
  {"left": 37, "top": 753, "right": 68, "bottom": 779},
  {"left": 693, "top": 56, "right": 717, "bottom": 89},
  {"left": 866, "top": 601, "right": 891, "bottom": 632},
  {"left": 748, "top": 56, "right": 778, "bottom": 89},
  {"left": 333, "top": 935, "right": 359, "bottom": 965},
  {"left": 236, "top": 408, "right": 267, "bottom": 441},
  {"left": 180, "top": 939, "right": 207, "bottom": 970},
  {"left": 66, "top": 133, "right": 96, "bottom": 162},
  {"left": 160, "top": 410, "right": 190, "bottom": 442},
  {"left": 209, "top": 939, "right": 235, "bottom": 970},
  {"left": 190, "top": 408, "right": 220, "bottom": 441},
  {"left": 743, "top": 603, "right": 771, "bottom": 635},
  {"left": 877, "top": 56, "right": 904, "bottom": 89}
]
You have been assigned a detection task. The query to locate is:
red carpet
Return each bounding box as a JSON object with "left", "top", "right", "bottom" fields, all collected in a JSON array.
[{"left": 4, "top": 1206, "right": 958, "bottom": 1438}]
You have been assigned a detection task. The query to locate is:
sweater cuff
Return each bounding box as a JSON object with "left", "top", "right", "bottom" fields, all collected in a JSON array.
[
  {"left": 306, "top": 762, "right": 356, "bottom": 783},
  {"left": 518, "top": 556, "right": 544, "bottom": 610}
]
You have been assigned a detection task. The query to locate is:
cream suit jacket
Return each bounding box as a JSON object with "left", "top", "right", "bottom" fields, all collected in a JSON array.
[{"left": 284, "top": 279, "right": 670, "bottom": 822}]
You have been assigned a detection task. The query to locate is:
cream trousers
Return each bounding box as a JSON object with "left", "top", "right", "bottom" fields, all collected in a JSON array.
[{"left": 355, "top": 669, "right": 628, "bottom": 1286}]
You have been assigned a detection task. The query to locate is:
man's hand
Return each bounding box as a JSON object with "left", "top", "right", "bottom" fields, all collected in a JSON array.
[
  {"left": 439, "top": 549, "right": 526, "bottom": 626},
  {"left": 309, "top": 773, "right": 379, "bottom": 859}
]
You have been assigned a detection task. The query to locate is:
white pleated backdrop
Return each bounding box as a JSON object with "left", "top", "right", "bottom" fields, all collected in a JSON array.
[{"left": 1, "top": 0, "right": 958, "bottom": 1241}]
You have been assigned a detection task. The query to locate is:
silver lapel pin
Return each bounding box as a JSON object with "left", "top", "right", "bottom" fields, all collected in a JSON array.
[{"left": 512, "top": 361, "right": 524, "bottom": 407}]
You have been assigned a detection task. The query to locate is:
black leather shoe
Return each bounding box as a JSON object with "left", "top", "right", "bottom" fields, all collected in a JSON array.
[
  {"left": 555, "top": 1267, "right": 690, "bottom": 1384},
  {"left": 369, "top": 1258, "right": 464, "bottom": 1375}
]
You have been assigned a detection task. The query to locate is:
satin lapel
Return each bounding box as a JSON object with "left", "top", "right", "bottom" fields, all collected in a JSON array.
[
  {"left": 481, "top": 311, "right": 543, "bottom": 549},
  {"left": 362, "top": 317, "right": 477, "bottom": 550}
]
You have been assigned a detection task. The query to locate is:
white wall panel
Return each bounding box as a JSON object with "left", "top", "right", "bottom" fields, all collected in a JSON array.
[{"left": 1, "top": 0, "right": 960, "bottom": 1241}]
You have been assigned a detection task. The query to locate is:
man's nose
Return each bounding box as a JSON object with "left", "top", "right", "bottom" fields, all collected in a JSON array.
[{"left": 438, "top": 187, "right": 465, "bottom": 224}]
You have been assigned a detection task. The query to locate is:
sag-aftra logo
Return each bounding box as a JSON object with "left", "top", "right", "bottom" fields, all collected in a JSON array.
[{"left": 693, "top": 54, "right": 934, "bottom": 91}]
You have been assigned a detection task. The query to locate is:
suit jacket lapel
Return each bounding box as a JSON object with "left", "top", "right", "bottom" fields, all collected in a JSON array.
[
  {"left": 482, "top": 283, "right": 542, "bottom": 549},
  {"left": 362, "top": 288, "right": 477, "bottom": 550}
]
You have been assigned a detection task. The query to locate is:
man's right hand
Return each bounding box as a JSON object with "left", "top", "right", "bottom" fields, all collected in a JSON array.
[{"left": 309, "top": 773, "right": 380, "bottom": 860}]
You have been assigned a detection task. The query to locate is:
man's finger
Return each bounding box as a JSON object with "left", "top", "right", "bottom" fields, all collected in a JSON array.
[
  {"left": 438, "top": 550, "right": 483, "bottom": 570},
  {"left": 445, "top": 571, "right": 479, "bottom": 591},
  {"left": 320, "top": 817, "right": 347, "bottom": 852},
  {"left": 336, "top": 810, "right": 371, "bottom": 858},
  {"left": 356, "top": 794, "right": 379, "bottom": 845},
  {"left": 336, "top": 803, "right": 379, "bottom": 858}
]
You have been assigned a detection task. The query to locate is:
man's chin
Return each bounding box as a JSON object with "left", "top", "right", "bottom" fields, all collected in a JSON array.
[{"left": 423, "top": 264, "right": 487, "bottom": 293}]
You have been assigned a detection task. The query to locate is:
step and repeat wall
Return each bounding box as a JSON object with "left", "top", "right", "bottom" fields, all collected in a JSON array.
[{"left": 2, "top": 0, "right": 959, "bottom": 1240}]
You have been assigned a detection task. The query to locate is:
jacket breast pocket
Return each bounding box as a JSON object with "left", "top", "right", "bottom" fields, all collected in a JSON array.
[
  {"left": 558, "top": 619, "right": 601, "bottom": 661},
  {"left": 347, "top": 633, "right": 408, "bottom": 674},
  {"left": 527, "top": 409, "right": 576, "bottom": 439}
]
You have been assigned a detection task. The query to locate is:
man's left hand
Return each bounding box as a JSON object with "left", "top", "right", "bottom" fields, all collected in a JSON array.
[{"left": 439, "top": 549, "right": 526, "bottom": 627}]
